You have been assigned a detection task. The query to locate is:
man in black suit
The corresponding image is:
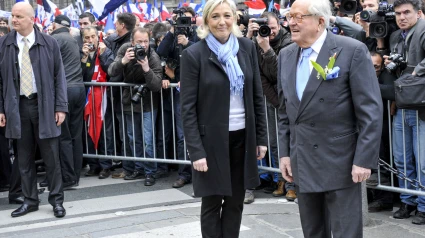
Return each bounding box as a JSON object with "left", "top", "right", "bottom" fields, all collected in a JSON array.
[
  {"left": 277, "top": 0, "right": 383, "bottom": 237},
  {"left": 0, "top": 2, "right": 68, "bottom": 218}
]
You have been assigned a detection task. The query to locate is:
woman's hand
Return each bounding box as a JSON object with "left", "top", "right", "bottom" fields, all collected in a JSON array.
[
  {"left": 193, "top": 158, "right": 208, "bottom": 172},
  {"left": 256, "top": 146, "right": 267, "bottom": 160}
]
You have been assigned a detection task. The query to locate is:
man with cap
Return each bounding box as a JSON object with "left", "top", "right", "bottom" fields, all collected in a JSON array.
[{"left": 49, "top": 15, "right": 85, "bottom": 190}]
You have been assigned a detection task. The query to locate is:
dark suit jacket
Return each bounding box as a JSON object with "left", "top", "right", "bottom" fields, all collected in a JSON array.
[
  {"left": 180, "top": 37, "right": 267, "bottom": 197},
  {"left": 389, "top": 19, "right": 425, "bottom": 120},
  {"left": 277, "top": 32, "right": 383, "bottom": 193},
  {"left": 0, "top": 28, "right": 68, "bottom": 139}
]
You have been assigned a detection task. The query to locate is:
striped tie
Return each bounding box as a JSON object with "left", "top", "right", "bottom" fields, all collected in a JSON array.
[{"left": 21, "top": 37, "right": 33, "bottom": 97}]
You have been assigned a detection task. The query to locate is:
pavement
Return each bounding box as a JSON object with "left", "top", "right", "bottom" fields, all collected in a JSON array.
[{"left": 0, "top": 167, "right": 424, "bottom": 238}]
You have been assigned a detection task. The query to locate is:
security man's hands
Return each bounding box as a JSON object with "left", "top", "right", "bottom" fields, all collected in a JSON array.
[
  {"left": 193, "top": 158, "right": 208, "bottom": 172},
  {"left": 279, "top": 157, "right": 293, "bottom": 183},
  {"left": 351, "top": 165, "right": 371, "bottom": 183},
  {"left": 55, "top": 112, "right": 66, "bottom": 126},
  {"left": 122, "top": 47, "right": 135, "bottom": 65},
  {"left": 177, "top": 35, "right": 189, "bottom": 46},
  {"left": 0, "top": 113, "right": 6, "bottom": 127}
]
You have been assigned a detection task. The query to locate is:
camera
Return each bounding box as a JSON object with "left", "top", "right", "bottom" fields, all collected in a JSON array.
[
  {"left": 386, "top": 53, "right": 407, "bottom": 73},
  {"left": 170, "top": 9, "right": 195, "bottom": 37},
  {"left": 133, "top": 44, "right": 147, "bottom": 61},
  {"left": 87, "top": 43, "right": 94, "bottom": 51},
  {"left": 336, "top": 0, "right": 357, "bottom": 15},
  {"left": 360, "top": 2, "right": 395, "bottom": 38},
  {"left": 252, "top": 18, "right": 271, "bottom": 37},
  {"left": 131, "top": 85, "right": 151, "bottom": 104}
]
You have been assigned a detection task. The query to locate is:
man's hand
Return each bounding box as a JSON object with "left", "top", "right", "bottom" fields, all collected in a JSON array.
[
  {"left": 279, "top": 157, "right": 293, "bottom": 183},
  {"left": 383, "top": 55, "right": 392, "bottom": 66},
  {"left": 98, "top": 42, "right": 107, "bottom": 55},
  {"left": 246, "top": 18, "right": 259, "bottom": 39},
  {"left": 256, "top": 146, "right": 267, "bottom": 160},
  {"left": 162, "top": 80, "right": 170, "bottom": 89},
  {"left": 256, "top": 35, "right": 271, "bottom": 52},
  {"left": 177, "top": 35, "right": 189, "bottom": 46},
  {"left": 137, "top": 56, "right": 150, "bottom": 72},
  {"left": 193, "top": 158, "right": 208, "bottom": 172},
  {"left": 55, "top": 112, "right": 66, "bottom": 126},
  {"left": 164, "top": 65, "right": 175, "bottom": 79},
  {"left": 0, "top": 113, "right": 6, "bottom": 127},
  {"left": 351, "top": 164, "right": 371, "bottom": 183},
  {"left": 122, "top": 47, "right": 135, "bottom": 65}
]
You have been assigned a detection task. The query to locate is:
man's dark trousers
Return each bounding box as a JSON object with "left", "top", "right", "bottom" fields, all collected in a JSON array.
[
  {"left": 60, "top": 86, "right": 85, "bottom": 184},
  {"left": 17, "top": 97, "right": 64, "bottom": 206}
]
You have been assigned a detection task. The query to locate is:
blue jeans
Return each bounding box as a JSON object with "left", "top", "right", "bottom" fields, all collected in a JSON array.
[
  {"left": 125, "top": 110, "right": 157, "bottom": 175},
  {"left": 393, "top": 109, "right": 425, "bottom": 212}
]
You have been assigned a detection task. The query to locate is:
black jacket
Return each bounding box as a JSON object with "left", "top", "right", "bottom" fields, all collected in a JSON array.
[
  {"left": 51, "top": 27, "right": 84, "bottom": 88},
  {"left": 81, "top": 49, "right": 114, "bottom": 83}
]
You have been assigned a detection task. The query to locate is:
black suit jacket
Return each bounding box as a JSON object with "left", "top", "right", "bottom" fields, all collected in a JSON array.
[{"left": 180, "top": 37, "right": 267, "bottom": 197}]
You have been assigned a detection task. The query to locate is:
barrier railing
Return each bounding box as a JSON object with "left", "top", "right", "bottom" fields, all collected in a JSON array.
[{"left": 83, "top": 82, "right": 424, "bottom": 196}]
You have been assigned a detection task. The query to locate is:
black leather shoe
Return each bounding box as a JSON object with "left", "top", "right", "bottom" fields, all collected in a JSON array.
[
  {"left": 63, "top": 181, "right": 77, "bottom": 190},
  {"left": 99, "top": 169, "right": 111, "bottom": 179},
  {"left": 53, "top": 204, "right": 66, "bottom": 218},
  {"left": 11, "top": 203, "right": 39, "bottom": 217},
  {"left": 368, "top": 201, "right": 393, "bottom": 213},
  {"left": 393, "top": 203, "right": 417, "bottom": 219},
  {"left": 412, "top": 211, "right": 425, "bottom": 225},
  {"left": 39, "top": 179, "right": 48, "bottom": 187},
  {"left": 153, "top": 170, "right": 169, "bottom": 179},
  {"left": 144, "top": 174, "right": 156, "bottom": 186},
  {"left": 172, "top": 178, "right": 189, "bottom": 188},
  {"left": 124, "top": 171, "right": 145, "bottom": 180},
  {"left": 9, "top": 196, "right": 25, "bottom": 204},
  {"left": 85, "top": 168, "right": 101, "bottom": 177}
]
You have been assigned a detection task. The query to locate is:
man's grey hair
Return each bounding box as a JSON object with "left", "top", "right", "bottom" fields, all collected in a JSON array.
[{"left": 308, "top": 0, "right": 332, "bottom": 28}]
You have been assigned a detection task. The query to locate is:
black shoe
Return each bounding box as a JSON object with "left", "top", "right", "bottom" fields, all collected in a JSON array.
[
  {"left": 393, "top": 203, "right": 417, "bottom": 219},
  {"left": 85, "top": 168, "right": 101, "bottom": 177},
  {"left": 172, "top": 178, "right": 189, "bottom": 188},
  {"left": 412, "top": 211, "right": 425, "bottom": 225},
  {"left": 63, "top": 181, "right": 77, "bottom": 190},
  {"left": 124, "top": 171, "right": 145, "bottom": 180},
  {"left": 11, "top": 203, "right": 39, "bottom": 217},
  {"left": 255, "top": 178, "right": 271, "bottom": 190},
  {"left": 39, "top": 179, "right": 48, "bottom": 187},
  {"left": 53, "top": 204, "right": 66, "bottom": 218},
  {"left": 263, "top": 182, "right": 277, "bottom": 194},
  {"left": 36, "top": 165, "right": 46, "bottom": 174},
  {"left": 9, "top": 196, "right": 25, "bottom": 204},
  {"left": 368, "top": 201, "right": 393, "bottom": 213},
  {"left": 144, "top": 174, "right": 156, "bottom": 186},
  {"left": 98, "top": 169, "right": 111, "bottom": 179},
  {"left": 153, "top": 170, "right": 169, "bottom": 179}
]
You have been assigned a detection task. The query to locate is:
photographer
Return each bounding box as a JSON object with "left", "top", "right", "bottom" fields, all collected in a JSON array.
[
  {"left": 80, "top": 27, "right": 115, "bottom": 179},
  {"left": 384, "top": 0, "right": 425, "bottom": 225},
  {"left": 244, "top": 11, "right": 294, "bottom": 204},
  {"left": 156, "top": 7, "right": 199, "bottom": 188},
  {"left": 108, "top": 28, "right": 162, "bottom": 186}
]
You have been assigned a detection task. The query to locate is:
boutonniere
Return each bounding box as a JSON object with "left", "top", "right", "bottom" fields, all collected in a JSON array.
[{"left": 310, "top": 53, "right": 340, "bottom": 80}]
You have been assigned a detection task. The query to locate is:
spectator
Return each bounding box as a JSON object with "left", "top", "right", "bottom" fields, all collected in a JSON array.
[
  {"left": 50, "top": 15, "right": 85, "bottom": 189},
  {"left": 180, "top": 0, "right": 267, "bottom": 236},
  {"left": 384, "top": 0, "right": 425, "bottom": 225},
  {"left": 0, "top": 2, "right": 68, "bottom": 218},
  {"left": 47, "top": 24, "right": 53, "bottom": 35},
  {"left": 80, "top": 26, "right": 115, "bottom": 178},
  {"left": 0, "top": 17, "right": 8, "bottom": 27},
  {"left": 105, "top": 29, "right": 116, "bottom": 39},
  {"left": 108, "top": 27, "right": 162, "bottom": 186}
]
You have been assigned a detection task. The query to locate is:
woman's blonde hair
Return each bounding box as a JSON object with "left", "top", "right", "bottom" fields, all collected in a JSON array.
[{"left": 197, "top": 0, "right": 242, "bottom": 39}]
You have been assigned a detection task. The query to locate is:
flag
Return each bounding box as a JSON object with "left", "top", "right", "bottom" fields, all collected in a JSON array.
[
  {"left": 268, "top": 0, "right": 274, "bottom": 12},
  {"left": 160, "top": 1, "right": 171, "bottom": 21},
  {"left": 104, "top": 12, "right": 115, "bottom": 32},
  {"left": 244, "top": 0, "right": 266, "bottom": 16},
  {"left": 74, "top": 0, "right": 85, "bottom": 15},
  {"left": 138, "top": 2, "right": 152, "bottom": 20},
  {"left": 84, "top": 33, "right": 108, "bottom": 150},
  {"left": 88, "top": 0, "right": 128, "bottom": 20},
  {"left": 60, "top": 4, "right": 78, "bottom": 21},
  {"left": 16, "top": 0, "right": 30, "bottom": 3}
]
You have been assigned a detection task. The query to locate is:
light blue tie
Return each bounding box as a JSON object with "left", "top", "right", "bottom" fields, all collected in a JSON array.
[{"left": 296, "top": 47, "right": 313, "bottom": 100}]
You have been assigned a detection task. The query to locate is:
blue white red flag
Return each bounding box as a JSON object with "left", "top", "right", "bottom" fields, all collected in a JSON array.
[
  {"left": 244, "top": 0, "right": 266, "bottom": 16},
  {"left": 88, "top": 0, "right": 128, "bottom": 21}
]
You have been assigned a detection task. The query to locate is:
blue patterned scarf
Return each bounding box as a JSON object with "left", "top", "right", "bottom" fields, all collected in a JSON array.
[{"left": 206, "top": 33, "right": 244, "bottom": 97}]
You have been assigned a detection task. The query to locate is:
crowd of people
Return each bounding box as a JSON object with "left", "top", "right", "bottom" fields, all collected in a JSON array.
[{"left": 0, "top": 0, "right": 423, "bottom": 235}]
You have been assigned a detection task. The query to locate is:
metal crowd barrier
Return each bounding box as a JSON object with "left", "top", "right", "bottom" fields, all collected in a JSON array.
[{"left": 83, "top": 82, "right": 424, "bottom": 196}]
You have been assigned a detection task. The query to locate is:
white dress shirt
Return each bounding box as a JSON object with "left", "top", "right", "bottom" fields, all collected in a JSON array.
[{"left": 16, "top": 30, "right": 37, "bottom": 95}]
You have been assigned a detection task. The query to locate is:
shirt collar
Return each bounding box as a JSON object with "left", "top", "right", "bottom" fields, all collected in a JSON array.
[
  {"left": 16, "top": 29, "right": 35, "bottom": 45},
  {"left": 310, "top": 30, "right": 327, "bottom": 54}
]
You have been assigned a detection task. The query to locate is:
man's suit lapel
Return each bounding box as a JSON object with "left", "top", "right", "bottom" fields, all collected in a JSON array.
[
  {"left": 296, "top": 33, "right": 341, "bottom": 121},
  {"left": 287, "top": 48, "right": 301, "bottom": 109}
]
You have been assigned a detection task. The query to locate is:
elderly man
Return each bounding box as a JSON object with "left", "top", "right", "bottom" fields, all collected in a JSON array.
[
  {"left": 0, "top": 2, "right": 68, "bottom": 218},
  {"left": 277, "top": 0, "right": 383, "bottom": 237}
]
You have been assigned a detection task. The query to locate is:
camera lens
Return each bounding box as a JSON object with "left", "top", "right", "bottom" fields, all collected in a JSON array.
[
  {"left": 370, "top": 22, "right": 387, "bottom": 38},
  {"left": 386, "top": 62, "right": 397, "bottom": 72},
  {"left": 360, "top": 10, "right": 371, "bottom": 21},
  {"left": 259, "top": 25, "right": 271, "bottom": 37},
  {"left": 343, "top": 2, "right": 355, "bottom": 11}
]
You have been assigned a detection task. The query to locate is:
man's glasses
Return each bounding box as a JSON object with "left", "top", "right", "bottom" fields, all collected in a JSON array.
[{"left": 285, "top": 13, "right": 317, "bottom": 23}]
